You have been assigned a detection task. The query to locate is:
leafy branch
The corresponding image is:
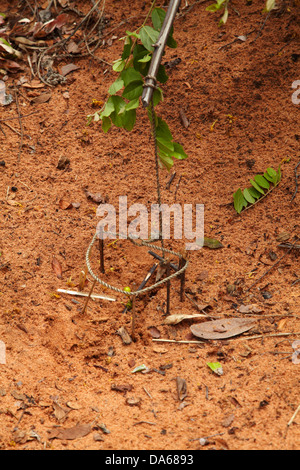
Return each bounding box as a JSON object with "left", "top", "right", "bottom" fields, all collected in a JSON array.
[
  {"left": 233, "top": 165, "right": 281, "bottom": 214},
  {"left": 88, "top": 6, "right": 187, "bottom": 171}
]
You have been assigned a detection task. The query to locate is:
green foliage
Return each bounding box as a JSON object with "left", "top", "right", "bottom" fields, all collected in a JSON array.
[
  {"left": 206, "top": 0, "right": 229, "bottom": 26},
  {"left": 233, "top": 165, "right": 281, "bottom": 214},
  {"left": 206, "top": 0, "right": 276, "bottom": 26},
  {"left": 264, "top": 0, "right": 276, "bottom": 12},
  {"left": 88, "top": 7, "right": 187, "bottom": 171}
]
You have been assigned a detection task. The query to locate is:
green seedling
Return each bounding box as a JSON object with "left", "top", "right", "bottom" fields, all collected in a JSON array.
[{"left": 233, "top": 165, "right": 282, "bottom": 214}]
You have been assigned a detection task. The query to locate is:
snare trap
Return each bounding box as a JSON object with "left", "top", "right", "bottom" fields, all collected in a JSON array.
[{"left": 85, "top": 0, "right": 190, "bottom": 337}]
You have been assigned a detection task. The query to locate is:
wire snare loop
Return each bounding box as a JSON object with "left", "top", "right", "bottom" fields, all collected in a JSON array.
[{"left": 85, "top": 231, "right": 188, "bottom": 298}]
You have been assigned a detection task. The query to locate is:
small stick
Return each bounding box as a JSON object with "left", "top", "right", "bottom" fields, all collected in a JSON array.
[
  {"left": 166, "top": 260, "right": 171, "bottom": 315},
  {"left": 287, "top": 404, "right": 300, "bottom": 427},
  {"left": 143, "top": 386, "right": 153, "bottom": 399},
  {"left": 291, "top": 161, "right": 300, "bottom": 202},
  {"left": 152, "top": 338, "right": 205, "bottom": 344},
  {"left": 57, "top": 288, "right": 115, "bottom": 301},
  {"left": 166, "top": 171, "right": 176, "bottom": 190},
  {"left": 174, "top": 175, "right": 182, "bottom": 201},
  {"left": 13, "top": 82, "right": 24, "bottom": 162},
  {"left": 230, "top": 332, "right": 300, "bottom": 342},
  {"left": 131, "top": 285, "right": 137, "bottom": 341},
  {"left": 244, "top": 244, "right": 294, "bottom": 293},
  {"left": 81, "top": 278, "right": 97, "bottom": 314}
]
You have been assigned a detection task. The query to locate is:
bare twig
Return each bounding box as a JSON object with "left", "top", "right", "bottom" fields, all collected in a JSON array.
[
  {"left": 287, "top": 404, "right": 300, "bottom": 427},
  {"left": 232, "top": 332, "right": 300, "bottom": 342},
  {"left": 244, "top": 242, "right": 296, "bottom": 293},
  {"left": 152, "top": 338, "right": 205, "bottom": 344},
  {"left": 291, "top": 161, "right": 300, "bottom": 202},
  {"left": 81, "top": 278, "right": 97, "bottom": 314},
  {"left": 13, "top": 83, "right": 24, "bottom": 162},
  {"left": 250, "top": 10, "right": 272, "bottom": 44}
]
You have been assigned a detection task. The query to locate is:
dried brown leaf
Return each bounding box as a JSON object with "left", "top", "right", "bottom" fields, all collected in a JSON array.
[
  {"left": 48, "top": 423, "right": 91, "bottom": 440},
  {"left": 31, "top": 92, "right": 52, "bottom": 104},
  {"left": 111, "top": 383, "right": 133, "bottom": 394},
  {"left": 53, "top": 401, "right": 68, "bottom": 421},
  {"left": 84, "top": 187, "right": 105, "bottom": 204},
  {"left": 52, "top": 256, "right": 62, "bottom": 279},
  {"left": 190, "top": 318, "right": 256, "bottom": 340},
  {"left": 148, "top": 326, "right": 161, "bottom": 338},
  {"left": 61, "top": 63, "right": 80, "bottom": 77},
  {"left": 58, "top": 198, "right": 73, "bottom": 210},
  {"left": 164, "top": 313, "right": 206, "bottom": 325},
  {"left": 176, "top": 377, "right": 187, "bottom": 401}
]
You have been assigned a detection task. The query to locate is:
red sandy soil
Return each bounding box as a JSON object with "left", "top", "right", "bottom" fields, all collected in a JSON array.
[{"left": 0, "top": 0, "right": 299, "bottom": 450}]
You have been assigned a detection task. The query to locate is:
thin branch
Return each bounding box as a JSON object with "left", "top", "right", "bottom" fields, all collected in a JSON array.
[
  {"left": 291, "top": 161, "right": 300, "bottom": 202},
  {"left": 13, "top": 82, "right": 24, "bottom": 162}
]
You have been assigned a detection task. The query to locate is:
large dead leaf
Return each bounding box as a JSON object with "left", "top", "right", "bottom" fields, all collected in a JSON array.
[
  {"left": 48, "top": 423, "right": 91, "bottom": 440},
  {"left": 190, "top": 318, "right": 256, "bottom": 340}
]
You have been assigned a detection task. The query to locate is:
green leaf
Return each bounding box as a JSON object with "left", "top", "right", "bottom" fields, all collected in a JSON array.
[
  {"left": 248, "top": 186, "right": 262, "bottom": 200},
  {"left": 133, "top": 44, "right": 151, "bottom": 75},
  {"left": 233, "top": 188, "right": 247, "bottom": 213},
  {"left": 172, "top": 142, "right": 188, "bottom": 160},
  {"left": 157, "top": 64, "right": 168, "bottom": 84},
  {"left": 122, "top": 80, "right": 143, "bottom": 100},
  {"left": 125, "top": 30, "right": 140, "bottom": 39},
  {"left": 121, "top": 35, "right": 132, "bottom": 60},
  {"left": 158, "top": 151, "right": 174, "bottom": 171},
  {"left": 100, "top": 97, "right": 115, "bottom": 118},
  {"left": 254, "top": 174, "right": 270, "bottom": 189},
  {"left": 203, "top": 237, "right": 223, "bottom": 249},
  {"left": 101, "top": 116, "right": 111, "bottom": 133},
  {"left": 151, "top": 8, "right": 166, "bottom": 31},
  {"left": 207, "top": 361, "right": 223, "bottom": 375},
  {"left": 250, "top": 179, "right": 265, "bottom": 195},
  {"left": 125, "top": 98, "right": 139, "bottom": 111},
  {"left": 276, "top": 164, "right": 282, "bottom": 184},
  {"left": 265, "top": 0, "right": 276, "bottom": 12},
  {"left": 219, "top": 6, "right": 229, "bottom": 25},
  {"left": 243, "top": 188, "right": 256, "bottom": 204},
  {"left": 206, "top": 4, "right": 221, "bottom": 12},
  {"left": 157, "top": 136, "right": 174, "bottom": 154},
  {"left": 108, "top": 77, "right": 124, "bottom": 95},
  {"left": 122, "top": 109, "right": 136, "bottom": 131},
  {"left": 140, "top": 25, "right": 159, "bottom": 51},
  {"left": 112, "top": 58, "right": 125, "bottom": 72},
  {"left": 121, "top": 67, "right": 142, "bottom": 87},
  {"left": 264, "top": 168, "right": 278, "bottom": 184},
  {"left": 138, "top": 54, "right": 152, "bottom": 63},
  {"left": 111, "top": 95, "right": 126, "bottom": 114},
  {"left": 156, "top": 118, "right": 173, "bottom": 141},
  {"left": 151, "top": 7, "right": 177, "bottom": 48},
  {"left": 166, "top": 35, "right": 177, "bottom": 48},
  {"left": 152, "top": 87, "right": 163, "bottom": 107}
]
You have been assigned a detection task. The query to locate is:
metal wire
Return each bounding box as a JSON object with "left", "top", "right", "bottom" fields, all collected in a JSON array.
[{"left": 85, "top": 231, "right": 188, "bottom": 297}]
